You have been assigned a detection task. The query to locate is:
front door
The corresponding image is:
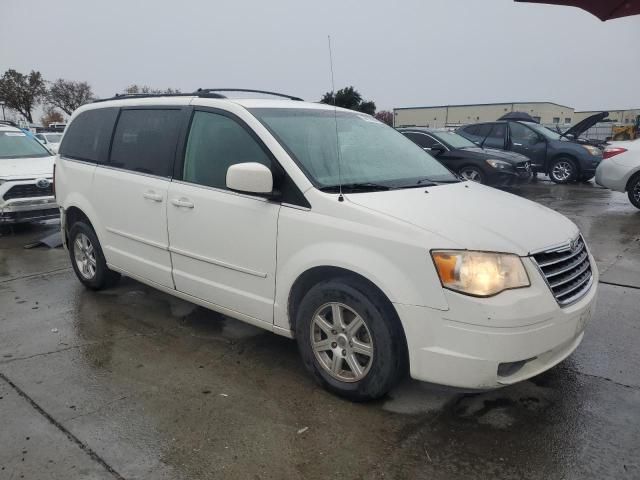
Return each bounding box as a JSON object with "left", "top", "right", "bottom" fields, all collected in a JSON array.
[
  {"left": 508, "top": 122, "right": 547, "bottom": 170},
  {"left": 92, "top": 107, "right": 185, "bottom": 288},
  {"left": 167, "top": 109, "right": 280, "bottom": 324}
]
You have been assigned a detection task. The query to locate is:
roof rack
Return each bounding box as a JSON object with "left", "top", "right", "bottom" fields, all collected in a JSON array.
[
  {"left": 0, "top": 120, "right": 20, "bottom": 128},
  {"left": 194, "top": 88, "right": 303, "bottom": 101},
  {"left": 93, "top": 88, "right": 303, "bottom": 104}
]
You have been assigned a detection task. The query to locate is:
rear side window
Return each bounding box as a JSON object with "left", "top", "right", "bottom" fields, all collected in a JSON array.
[
  {"left": 110, "top": 109, "right": 182, "bottom": 177},
  {"left": 182, "top": 111, "right": 271, "bottom": 189},
  {"left": 59, "top": 108, "right": 118, "bottom": 163}
]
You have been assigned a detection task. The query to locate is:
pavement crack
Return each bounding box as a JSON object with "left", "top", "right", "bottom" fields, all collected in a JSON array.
[
  {"left": 65, "top": 395, "right": 130, "bottom": 422},
  {"left": 599, "top": 280, "right": 640, "bottom": 290},
  {"left": 560, "top": 366, "right": 639, "bottom": 391},
  {"left": 0, "top": 266, "right": 71, "bottom": 285},
  {"left": 0, "top": 372, "right": 126, "bottom": 480}
]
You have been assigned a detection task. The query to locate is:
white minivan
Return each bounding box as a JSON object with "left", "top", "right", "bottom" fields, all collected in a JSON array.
[{"left": 55, "top": 90, "right": 598, "bottom": 400}]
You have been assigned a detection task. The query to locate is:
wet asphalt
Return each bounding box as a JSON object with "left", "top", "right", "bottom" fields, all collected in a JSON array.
[{"left": 0, "top": 179, "right": 638, "bottom": 480}]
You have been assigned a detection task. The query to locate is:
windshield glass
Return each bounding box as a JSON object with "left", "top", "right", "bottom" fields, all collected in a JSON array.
[
  {"left": 251, "top": 108, "right": 457, "bottom": 188},
  {"left": 523, "top": 122, "right": 561, "bottom": 140},
  {"left": 0, "top": 131, "right": 51, "bottom": 159},
  {"left": 431, "top": 130, "right": 476, "bottom": 149},
  {"left": 44, "top": 133, "right": 63, "bottom": 143}
]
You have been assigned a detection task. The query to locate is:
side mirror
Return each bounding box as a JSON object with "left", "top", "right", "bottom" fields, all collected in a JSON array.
[
  {"left": 428, "top": 144, "right": 446, "bottom": 155},
  {"left": 226, "top": 162, "right": 273, "bottom": 194}
]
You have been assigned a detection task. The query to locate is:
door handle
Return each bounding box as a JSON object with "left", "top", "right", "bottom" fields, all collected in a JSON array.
[
  {"left": 171, "top": 198, "right": 194, "bottom": 209},
  {"left": 512, "top": 142, "right": 523, "bottom": 146},
  {"left": 143, "top": 191, "right": 163, "bottom": 202}
]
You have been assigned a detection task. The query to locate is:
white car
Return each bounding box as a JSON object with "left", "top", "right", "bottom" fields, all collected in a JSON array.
[
  {"left": 55, "top": 90, "right": 598, "bottom": 400},
  {"left": 596, "top": 140, "right": 640, "bottom": 209},
  {"left": 35, "top": 132, "right": 64, "bottom": 153},
  {"left": 0, "top": 124, "right": 58, "bottom": 223}
]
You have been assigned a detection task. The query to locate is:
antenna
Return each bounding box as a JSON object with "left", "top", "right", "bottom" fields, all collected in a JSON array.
[{"left": 328, "top": 35, "right": 344, "bottom": 202}]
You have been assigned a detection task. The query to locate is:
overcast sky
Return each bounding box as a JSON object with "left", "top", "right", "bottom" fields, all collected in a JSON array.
[{"left": 2, "top": 0, "right": 639, "bottom": 114}]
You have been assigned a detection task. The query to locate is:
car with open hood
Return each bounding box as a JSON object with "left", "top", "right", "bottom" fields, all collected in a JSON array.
[
  {"left": 398, "top": 127, "right": 532, "bottom": 185},
  {"left": 0, "top": 123, "right": 57, "bottom": 224},
  {"left": 457, "top": 113, "right": 605, "bottom": 184},
  {"left": 54, "top": 90, "right": 598, "bottom": 401}
]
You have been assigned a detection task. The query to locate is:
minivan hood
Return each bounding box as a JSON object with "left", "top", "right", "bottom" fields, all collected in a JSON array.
[
  {"left": 346, "top": 182, "right": 578, "bottom": 255},
  {"left": 0, "top": 155, "right": 55, "bottom": 179},
  {"left": 563, "top": 111, "right": 609, "bottom": 139}
]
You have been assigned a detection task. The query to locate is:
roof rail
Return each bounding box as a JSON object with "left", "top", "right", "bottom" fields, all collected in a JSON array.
[
  {"left": 195, "top": 88, "right": 303, "bottom": 101},
  {"left": 92, "top": 88, "right": 303, "bottom": 104},
  {"left": 0, "top": 120, "right": 19, "bottom": 128}
]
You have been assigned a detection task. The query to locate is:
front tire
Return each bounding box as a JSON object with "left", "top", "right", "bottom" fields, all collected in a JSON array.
[
  {"left": 295, "top": 278, "right": 406, "bottom": 401},
  {"left": 549, "top": 157, "right": 578, "bottom": 184},
  {"left": 459, "top": 165, "right": 486, "bottom": 184},
  {"left": 628, "top": 174, "right": 640, "bottom": 209},
  {"left": 68, "top": 222, "right": 120, "bottom": 290}
]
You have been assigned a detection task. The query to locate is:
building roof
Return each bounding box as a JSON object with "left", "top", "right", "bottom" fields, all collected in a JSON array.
[{"left": 394, "top": 101, "right": 573, "bottom": 111}]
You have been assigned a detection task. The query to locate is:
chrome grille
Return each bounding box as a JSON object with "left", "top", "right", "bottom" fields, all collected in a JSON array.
[{"left": 531, "top": 236, "right": 593, "bottom": 306}]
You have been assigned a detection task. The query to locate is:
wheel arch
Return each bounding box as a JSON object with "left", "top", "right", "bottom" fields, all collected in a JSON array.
[
  {"left": 287, "top": 266, "right": 408, "bottom": 347},
  {"left": 625, "top": 169, "right": 640, "bottom": 192}
]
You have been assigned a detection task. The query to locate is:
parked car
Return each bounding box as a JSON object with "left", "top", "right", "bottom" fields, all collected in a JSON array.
[
  {"left": 35, "top": 132, "right": 63, "bottom": 153},
  {"left": 595, "top": 140, "right": 640, "bottom": 209},
  {"left": 0, "top": 124, "right": 58, "bottom": 224},
  {"left": 457, "top": 115, "right": 604, "bottom": 184},
  {"left": 398, "top": 127, "right": 532, "bottom": 185},
  {"left": 55, "top": 90, "right": 597, "bottom": 401}
]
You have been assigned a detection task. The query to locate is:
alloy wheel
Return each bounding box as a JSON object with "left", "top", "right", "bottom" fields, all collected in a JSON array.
[
  {"left": 633, "top": 180, "right": 640, "bottom": 204},
  {"left": 310, "top": 302, "right": 374, "bottom": 382},
  {"left": 552, "top": 161, "right": 572, "bottom": 182},
  {"left": 460, "top": 168, "right": 482, "bottom": 182},
  {"left": 73, "top": 233, "right": 97, "bottom": 280}
]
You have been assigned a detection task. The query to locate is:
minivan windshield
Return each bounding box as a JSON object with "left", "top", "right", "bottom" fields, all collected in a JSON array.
[
  {"left": 0, "top": 131, "right": 51, "bottom": 159},
  {"left": 251, "top": 108, "right": 458, "bottom": 190},
  {"left": 522, "top": 122, "right": 562, "bottom": 140}
]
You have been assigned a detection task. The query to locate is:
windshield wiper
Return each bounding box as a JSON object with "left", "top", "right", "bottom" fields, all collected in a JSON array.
[
  {"left": 395, "top": 177, "right": 459, "bottom": 188},
  {"left": 320, "top": 182, "right": 392, "bottom": 193}
]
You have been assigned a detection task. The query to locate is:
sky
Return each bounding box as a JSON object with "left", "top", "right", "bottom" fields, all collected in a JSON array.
[{"left": 1, "top": 0, "right": 639, "bottom": 117}]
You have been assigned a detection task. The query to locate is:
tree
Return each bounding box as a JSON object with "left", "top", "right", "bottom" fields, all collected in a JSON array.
[
  {"left": 0, "top": 69, "right": 46, "bottom": 123},
  {"left": 47, "top": 79, "right": 94, "bottom": 115},
  {"left": 40, "top": 106, "right": 64, "bottom": 127},
  {"left": 124, "top": 85, "right": 181, "bottom": 94},
  {"left": 374, "top": 110, "right": 394, "bottom": 126},
  {"left": 320, "top": 86, "right": 376, "bottom": 114}
]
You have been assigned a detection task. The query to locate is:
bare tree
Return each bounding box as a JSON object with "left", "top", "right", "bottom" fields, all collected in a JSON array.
[
  {"left": 47, "top": 79, "right": 95, "bottom": 115},
  {"left": 124, "top": 85, "right": 181, "bottom": 94},
  {"left": 40, "top": 106, "right": 64, "bottom": 127},
  {"left": 374, "top": 110, "right": 394, "bottom": 127},
  {"left": 0, "top": 69, "right": 46, "bottom": 123}
]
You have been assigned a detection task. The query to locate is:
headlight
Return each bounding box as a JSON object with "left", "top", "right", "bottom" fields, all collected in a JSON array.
[
  {"left": 431, "top": 250, "right": 530, "bottom": 297},
  {"left": 582, "top": 145, "right": 601, "bottom": 156},
  {"left": 486, "top": 159, "right": 513, "bottom": 170}
]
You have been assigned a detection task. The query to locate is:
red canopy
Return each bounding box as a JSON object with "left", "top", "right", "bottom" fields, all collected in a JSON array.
[{"left": 514, "top": 0, "right": 640, "bottom": 21}]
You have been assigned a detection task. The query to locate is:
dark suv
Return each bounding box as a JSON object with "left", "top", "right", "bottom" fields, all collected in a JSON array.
[{"left": 457, "top": 120, "right": 603, "bottom": 183}]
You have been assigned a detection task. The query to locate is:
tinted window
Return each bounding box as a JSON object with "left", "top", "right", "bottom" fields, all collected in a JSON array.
[
  {"left": 510, "top": 122, "right": 539, "bottom": 145},
  {"left": 482, "top": 123, "right": 507, "bottom": 148},
  {"left": 110, "top": 109, "right": 182, "bottom": 176},
  {"left": 403, "top": 132, "right": 438, "bottom": 149},
  {"left": 183, "top": 111, "right": 271, "bottom": 189},
  {"left": 59, "top": 108, "right": 118, "bottom": 163},
  {"left": 460, "top": 123, "right": 492, "bottom": 141}
]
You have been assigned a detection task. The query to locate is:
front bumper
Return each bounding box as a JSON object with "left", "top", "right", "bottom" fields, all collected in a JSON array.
[
  {"left": 0, "top": 197, "right": 59, "bottom": 224},
  {"left": 595, "top": 160, "right": 628, "bottom": 192},
  {"left": 396, "top": 255, "right": 598, "bottom": 389}
]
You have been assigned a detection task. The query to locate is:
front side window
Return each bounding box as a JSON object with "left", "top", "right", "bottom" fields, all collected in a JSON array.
[
  {"left": 183, "top": 111, "right": 271, "bottom": 189},
  {"left": 0, "top": 130, "right": 51, "bottom": 159},
  {"left": 510, "top": 122, "right": 540, "bottom": 145},
  {"left": 251, "top": 108, "right": 457, "bottom": 189},
  {"left": 403, "top": 132, "right": 438, "bottom": 149},
  {"left": 110, "top": 109, "right": 182, "bottom": 176},
  {"left": 431, "top": 131, "right": 476, "bottom": 149}
]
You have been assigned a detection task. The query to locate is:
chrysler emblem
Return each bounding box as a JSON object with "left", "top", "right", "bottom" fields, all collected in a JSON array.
[
  {"left": 569, "top": 237, "right": 579, "bottom": 251},
  {"left": 36, "top": 178, "right": 50, "bottom": 189}
]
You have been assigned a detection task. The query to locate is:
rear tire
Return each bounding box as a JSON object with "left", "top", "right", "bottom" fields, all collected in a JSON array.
[
  {"left": 549, "top": 157, "right": 578, "bottom": 184},
  {"left": 628, "top": 173, "right": 640, "bottom": 209},
  {"left": 295, "top": 278, "right": 406, "bottom": 401},
  {"left": 68, "top": 222, "right": 120, "bottom": 290}
]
